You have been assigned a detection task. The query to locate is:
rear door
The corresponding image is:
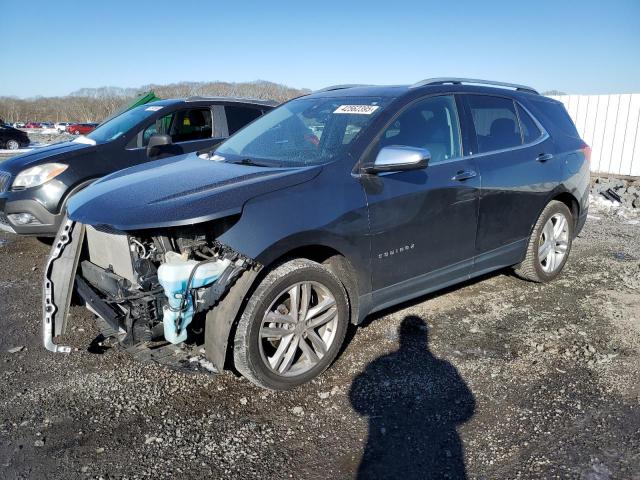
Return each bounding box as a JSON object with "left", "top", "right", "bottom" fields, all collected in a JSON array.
[
  {"left": 364, "top": 95, "right": 480, "bottom": 309},
  {"left": 460, "top": 94, "right": 560, "bottom": 274}
]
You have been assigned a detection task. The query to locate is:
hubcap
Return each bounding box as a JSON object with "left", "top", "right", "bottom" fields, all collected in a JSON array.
[
  {"left": 6, "top": 140, "right": 18, "bottom": 150},
  {"left": 538, "top": 213, "right": 569, "bottom": 273},
  {"left": 259, "top": 281, "right": 338, "bottom": 377}
]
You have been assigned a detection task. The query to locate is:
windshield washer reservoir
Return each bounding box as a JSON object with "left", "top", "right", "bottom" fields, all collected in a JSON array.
[{"left": 158, "top": 252, "right": 231, "bottom": 344}]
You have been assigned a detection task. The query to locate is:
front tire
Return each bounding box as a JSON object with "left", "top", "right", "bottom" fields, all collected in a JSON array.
[
  {"left": 233, "top": 259, "right": 349, "bottom": 390},
  {"left": 514, "top": 200, "right": 574, "bottom": 282},
  {"left": 5, "top": 139, "right": 19, "bottom": 150}
]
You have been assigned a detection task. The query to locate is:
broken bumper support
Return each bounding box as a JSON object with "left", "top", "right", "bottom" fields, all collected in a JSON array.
[{"left": 42, "top": 219, "right": 85, "bottom": 353}]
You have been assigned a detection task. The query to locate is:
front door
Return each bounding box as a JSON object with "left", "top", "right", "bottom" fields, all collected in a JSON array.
[
  {"left": 363, "top": 95, "right": 480, "bottom": 309},
  {"left": 127, "top": 106, "right": 226, "bottom": 163}
]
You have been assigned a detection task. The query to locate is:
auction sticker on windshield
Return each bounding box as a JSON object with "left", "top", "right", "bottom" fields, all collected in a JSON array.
[
  {"left": 145, "top": 106, "right": 163, "bottom": 111},
  {"left": 334, "top": 105, "right": 380, "bottom": 114}
]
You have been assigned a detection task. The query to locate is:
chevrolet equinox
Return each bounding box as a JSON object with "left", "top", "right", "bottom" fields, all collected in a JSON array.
[{"left": 43, "top": 78, "right": 590, "bottom": 390}]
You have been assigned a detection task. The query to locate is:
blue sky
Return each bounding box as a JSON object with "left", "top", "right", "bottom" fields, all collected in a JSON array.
[{"left": 2, "top": 0, "right": 639, "bottom": 97}]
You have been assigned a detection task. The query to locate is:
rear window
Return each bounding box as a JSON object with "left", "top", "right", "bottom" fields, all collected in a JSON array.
[
  {"left": 517, "top": 104, "right": 542, "bottom": 143},
  {"left": 530, "top": 100, "right": 579, "bottom": 138},
  {"left": 225, "top": 106, "right": 263, "bottom": 135},
  {"left": 466, "top": 95, "right": 522, "bottom": 153}
]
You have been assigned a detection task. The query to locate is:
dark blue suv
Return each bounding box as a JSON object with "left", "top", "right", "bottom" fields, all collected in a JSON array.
[{"left": 44, "top": 78, "right": 590, "bottom": 390}]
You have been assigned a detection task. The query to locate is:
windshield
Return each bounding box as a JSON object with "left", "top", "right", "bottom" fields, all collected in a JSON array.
[
  {"left": 215, "top": 96, "right": 389, "bottom": 167},
  {"left": 87, "top": 105, "right": 164, "bottom": 143}
]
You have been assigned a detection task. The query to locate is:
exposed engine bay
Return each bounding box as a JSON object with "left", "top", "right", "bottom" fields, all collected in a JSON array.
[{"left": 43, "top": 218, "right": 260, "bottom": 361}]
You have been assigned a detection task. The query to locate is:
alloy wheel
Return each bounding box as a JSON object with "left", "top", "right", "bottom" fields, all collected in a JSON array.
[
  {"left": 259, "top": 281, "right": 339, "bottom": 377},
  {"left": 538, "top": 213, "right": 569, "bottom": 273}
]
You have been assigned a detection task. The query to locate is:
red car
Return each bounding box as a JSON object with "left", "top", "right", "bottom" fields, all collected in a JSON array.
[
  {"left": 24, "top": 122, "right": 42, "bottom": 129},
  {"left": 68, "top": 123, "right": 98, "bottom": 135}
]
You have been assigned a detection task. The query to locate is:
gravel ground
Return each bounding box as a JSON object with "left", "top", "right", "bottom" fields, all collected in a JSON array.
[{"left": 0, "top": 204, "right": 639, "bottom": 479}]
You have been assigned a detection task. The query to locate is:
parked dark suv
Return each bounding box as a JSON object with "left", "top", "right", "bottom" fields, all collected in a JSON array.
[
  {"left": 43, "top": 78, "right": 590, "bottom": 390},
  {"left": 0, "top": 97, "right": 275, "bottom": 236}
]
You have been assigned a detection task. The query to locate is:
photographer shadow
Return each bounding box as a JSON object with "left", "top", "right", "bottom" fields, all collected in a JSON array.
[{"left": 349, "top": 315, "right": 476, "bottom": 479}]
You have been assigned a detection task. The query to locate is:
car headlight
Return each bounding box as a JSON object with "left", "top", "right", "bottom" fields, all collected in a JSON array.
[{"left": 12, "top": 163, "right": 68, "bottom": 189}]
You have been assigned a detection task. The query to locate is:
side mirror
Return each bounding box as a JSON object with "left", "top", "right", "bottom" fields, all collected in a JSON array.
[
  {"left": 363, "top": 146, "right": 431, "bottom": 174},
  {"left": 147, "top": 134, "right": 172, "bottom": 158}
]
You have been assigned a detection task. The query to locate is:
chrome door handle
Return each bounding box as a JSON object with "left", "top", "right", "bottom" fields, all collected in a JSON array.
[
  {"left": 537, "top": 153, "right": 554, "bottom": 162},
  {"left": 452, "top": 170, "right": 477, "bottom": 181}
]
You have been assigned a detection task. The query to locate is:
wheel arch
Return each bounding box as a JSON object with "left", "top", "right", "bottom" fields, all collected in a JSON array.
[
  {"left": 56, "top": 177, "right": 101, "bottom": 215},
  {"left": 263, "top": 243, "right": 360, "bottom": 325},
  {"left": 528, "top": 189, "right": 581, "bottom": 241},
  {"left": 551, "top": 191, "right": 580, "bottom": 229},
  {"left": 205, "top": 240, "right": 361, "bottom": 373}
]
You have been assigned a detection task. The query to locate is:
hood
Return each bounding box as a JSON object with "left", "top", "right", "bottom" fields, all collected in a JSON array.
[
  {"left": 67, "top": 154, "right": 321, "bottom": 230},
  {"left": 0, "top": 141, "right": 94, "bottom": 172}
]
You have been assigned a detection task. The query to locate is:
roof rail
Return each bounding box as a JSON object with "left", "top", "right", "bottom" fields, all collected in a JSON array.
[
  {"left": 314, "top": 84, "right": 370, "bottom": 93},
  {"left": 185, "top": 96, "right": 278, "bottom": 106},
  {"left": 410, "top": 77, "right": 539, "bottom": 95}
]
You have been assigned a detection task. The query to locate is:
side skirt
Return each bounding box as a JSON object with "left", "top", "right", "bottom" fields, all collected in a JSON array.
[{"left": 358, "top": 238, "right": 528, "bottom": 323}]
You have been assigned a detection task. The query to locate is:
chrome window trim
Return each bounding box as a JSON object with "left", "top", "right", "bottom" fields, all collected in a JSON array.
[
  {"left": 460, "top": 93, "right": 550, "bottom": 158},
  {"left": 464, "top": 130, "right": 549, "bottom": 161}
]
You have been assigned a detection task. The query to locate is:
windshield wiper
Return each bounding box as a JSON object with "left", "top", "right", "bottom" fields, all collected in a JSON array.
[{"left": 229, "top": 158, "right": 272, "bottom": 167}]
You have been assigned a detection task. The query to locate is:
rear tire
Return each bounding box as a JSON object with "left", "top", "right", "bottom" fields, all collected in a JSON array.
[
  {"left": 5, "top": 139, "right": 19, "bottom": 150},
  {"left": 514, "top": 200, "right": 574, "bottom": 282},
  {"left": 233, "top": 259, "right": 349, "bottom": 390}
]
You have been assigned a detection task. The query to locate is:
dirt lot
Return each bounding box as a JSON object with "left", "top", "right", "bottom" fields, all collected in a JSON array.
[{"left": 0, "top": 202, "right": 639, "bottom": 479}]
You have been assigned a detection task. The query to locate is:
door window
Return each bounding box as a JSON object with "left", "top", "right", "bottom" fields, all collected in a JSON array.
[
  {"left": 516, "top": 104, "right": 542, "bottom": 143},
  {"left": 225, "top": 106, "right": 263, "bottom": 135},
  {"left": 169, "top": 108, "right": 213, "bottom": 142},
  {"left": 466, "top": 95, "right": 522, "bottom": 153},
  {"left": 380, "top": 95, "right": 461, "bottom": 164},
  {"left": 142, "top": 113, "right": 173, "bottom": 146}
]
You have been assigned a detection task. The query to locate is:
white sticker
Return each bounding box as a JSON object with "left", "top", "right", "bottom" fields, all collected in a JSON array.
[
  {"left": 145, "top": 106, "right": 163, "bottom": 111},
  {"left": 333, "top": 105, "right": 380, "bottom": 115}
]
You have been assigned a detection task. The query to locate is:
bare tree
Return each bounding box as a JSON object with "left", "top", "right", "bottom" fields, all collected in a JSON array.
[{"left": 0, "top": 81, "right": 309, "bottom": 123}]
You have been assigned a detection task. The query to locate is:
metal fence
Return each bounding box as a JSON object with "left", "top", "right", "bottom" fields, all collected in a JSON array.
[{"left": 550, "top": 94, "right": 640, "bottom": 177}]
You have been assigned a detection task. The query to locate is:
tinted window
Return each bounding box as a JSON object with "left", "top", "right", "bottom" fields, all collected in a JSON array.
[
  {"left": 141, "top": 113, "right": 174, "bottom": 146},
  {"left": 169, "top": 108, "right": 212, "bottom": 142},
  {"left": 467, "top": 96, "right": 521, "bottom": 153},
  {"left": 226, "top": 106, "right": 263, "bottom": 135},
  {"left": 380, "top": 95, "right": 461, "bottom": 164},
  {"left": 517, "top": 104, "right": 542, "bottom": 143},
  {"left": 532, "top": 100, "right": 579, "bottom": 138}
]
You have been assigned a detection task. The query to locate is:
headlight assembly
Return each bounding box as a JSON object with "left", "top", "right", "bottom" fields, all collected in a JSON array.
[{"left": 12, "top": 163, "right": 68, "bottom": 189}]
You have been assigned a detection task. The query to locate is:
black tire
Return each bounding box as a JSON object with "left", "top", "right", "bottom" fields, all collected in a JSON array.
[
  {"left": 514, "top": 200, "right": 574, "bottom": 282},
  {"left": 5, "top": 139, "right": 19, "bottom": 150},
  {"left": 233, "top": 258, "right": 349, "bottom": 390}
]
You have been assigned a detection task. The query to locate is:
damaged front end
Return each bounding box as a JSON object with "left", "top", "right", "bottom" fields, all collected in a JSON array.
[{"left": 43, "top": 217, "right": 259, "bottom": 370}]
